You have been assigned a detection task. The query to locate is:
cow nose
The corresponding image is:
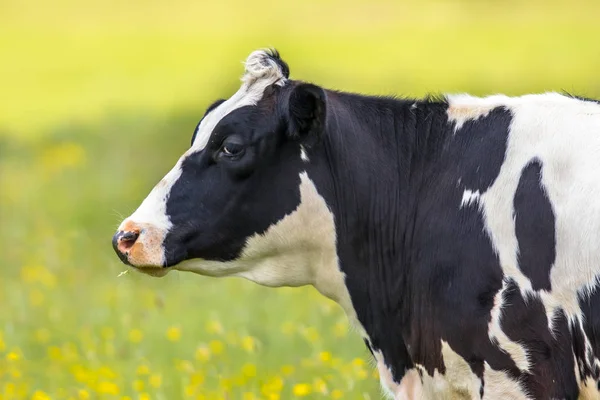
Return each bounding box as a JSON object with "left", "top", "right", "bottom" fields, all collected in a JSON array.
[{"left": 112, "top": 229, "right": 140, "bottom": 258}]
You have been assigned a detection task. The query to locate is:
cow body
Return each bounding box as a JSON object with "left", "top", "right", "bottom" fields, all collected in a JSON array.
[{"left": 113, "top": 50, "right": 600, "bottom": 399}]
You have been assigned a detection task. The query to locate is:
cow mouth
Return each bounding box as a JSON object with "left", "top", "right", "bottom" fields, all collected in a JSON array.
[{"left": 126, "top": 264, "right": 171, "bottom": 278}]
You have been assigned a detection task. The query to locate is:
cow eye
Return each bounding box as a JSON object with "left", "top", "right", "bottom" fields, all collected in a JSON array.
[{"left": 220, "top": 136, "right": 245, "bottom": 159}]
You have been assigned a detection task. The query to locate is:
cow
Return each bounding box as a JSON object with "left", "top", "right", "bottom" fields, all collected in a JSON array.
[{"left": 112, "top": 48, "right": 600, "bottom": 399}]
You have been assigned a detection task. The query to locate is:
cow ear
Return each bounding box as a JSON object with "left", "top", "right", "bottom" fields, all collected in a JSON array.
[{"left": 287, "top": 83, "right": 326, "bottom": 144}]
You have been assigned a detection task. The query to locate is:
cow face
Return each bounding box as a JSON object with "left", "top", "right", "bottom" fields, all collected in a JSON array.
[{"left": 112, "top": 49, "right": 335, "bottom": 288}]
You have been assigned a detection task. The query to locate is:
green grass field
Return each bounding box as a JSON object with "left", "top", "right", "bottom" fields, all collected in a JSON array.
[{"left": 2, "top": 0, "right": 600, "bottom": 398}]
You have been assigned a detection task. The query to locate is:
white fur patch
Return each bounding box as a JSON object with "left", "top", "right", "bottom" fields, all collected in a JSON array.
[
  {"left": 300, "top": 145, "right": 309, "bottom": 162},
  {"left": 483, "top": 362, "right": 531, "bottom": 400},
  {"left": 373, "top": 350, "right": 399, "bottom": 399},
  {"left": 460, "top": 189, "right": 480, "bottom": 208}
]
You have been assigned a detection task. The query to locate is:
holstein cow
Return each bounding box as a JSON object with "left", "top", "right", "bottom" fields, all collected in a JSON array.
[{"left": 112, "top": 49, "right": 600, "bottom": 399}]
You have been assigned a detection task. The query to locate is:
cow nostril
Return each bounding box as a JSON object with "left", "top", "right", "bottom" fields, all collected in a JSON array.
[
  {"left": 112, "top": 230, "right": 140, "bottom": 255},
  {"left": 121, "top": 231, "right": 139, "bottom": 243}
]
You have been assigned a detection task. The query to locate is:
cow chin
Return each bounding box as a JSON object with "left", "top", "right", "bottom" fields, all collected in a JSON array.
[{"left": 129, "top": 265, "right": 171, "bottom": 278}]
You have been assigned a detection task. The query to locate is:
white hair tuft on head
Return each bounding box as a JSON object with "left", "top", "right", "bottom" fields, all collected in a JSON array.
[{"left": 242, "top": 48, "right": 289, "bottom": 86}]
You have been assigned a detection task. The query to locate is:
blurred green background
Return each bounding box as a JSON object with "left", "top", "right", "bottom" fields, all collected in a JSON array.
[{"left": 1, "top": 0, "right": 600, "bottom": 399}]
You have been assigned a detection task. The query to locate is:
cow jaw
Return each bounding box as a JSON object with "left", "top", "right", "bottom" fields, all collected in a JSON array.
[{"left": 172, "top": 173, "right": 356, "bottom": 316}]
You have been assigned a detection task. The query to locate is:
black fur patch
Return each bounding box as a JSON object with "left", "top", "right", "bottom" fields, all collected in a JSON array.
[
  {"left": 262, "top": 48, "right": 290, "bottom": 79},
  {"left": 513, "top": 159, "right": 556, "bottom": 291},
  {"left": 500, "top": 281, "right": 578, "bottom": 398},
  {"left": 578, "top": 284, "right": 600, "bottom": 383}
]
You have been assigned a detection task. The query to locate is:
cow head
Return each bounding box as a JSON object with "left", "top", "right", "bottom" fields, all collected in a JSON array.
[{"left": 112, "top": 49, "right": 340, "bottom": 292}]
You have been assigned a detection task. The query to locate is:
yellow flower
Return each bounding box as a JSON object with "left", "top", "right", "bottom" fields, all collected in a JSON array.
[
  {"left": 35, "top": 328, "right": 51, "bottom": 344},
  {"left": 121, "top": 397, "right": 133, "bottom": 400},
  {"left": 243, "top": 393, "right": 257, "bottom": 400},
  {"left": 241, "top": 335, "right": 256, "bottom": 353},
  {"left": 78, "top": 389, "right": 90, "bottom": 399},
  {"left": 292, "top": 383, "right": 312, "bottom": 397},
  {"left": 319, "top": 351, "right": 332, "bottom": 363},
  {"left": 208, "top": 340, "right": 224, "bottom": 355},
  {"left": 266, "top": 394, "right": 280, "bottom": 400},
  {"left": 0, "top": 336, "right": 5, "bottom": 352},
  {"left": 71, "top": 364, "right": 89, "bottom": 383},
  {"left": 280, "top": 365, "right": 295, "bottom": 376},
  {"left": 149, "top": 373, "right": 162, "bottom": 388},
  {"left": 6, "top": 351, "right": 20, "bottom": 361},
  {"left": 128, "top": 329, "right": 143, "bottom": 343},
  {"left": 4, "top": 382, "right": 16, "bottom": 396},
  {"left": 31, "top": 390, "right": 51, "bottom": 400},
  {"left": 195, "top": 346, "right": 211, "bottom": 362},
  {"left": 261, "top": 376, "right": 284, "bottom": 395},
  {"left": 331, "top": 389, "right": 344, "bottom": 399},
  {"left": 97, "top": 381, "right": 119, "bottom": 395},
  {"left": 190, "top": 371, "right": 205, "bottom": 385},
  {"left": 133, "top": 379, "right": 145, "bottom": 392},
  {"left": 205, "top": 320, "right": 223, "bottom": 334},
  {"left": 242, "top": 363, "right": 257, "bottom": 378},
  {"left": 166, "top": 326, "right": 181, "bottom": 342},
  {"left": 351, "top": 357, "right": 365, "bottom": 367},
  {"left": 136, "top": 365, "right": 150, "bottom": 375},
  {"left": 138, "top": 393, "right": 150, "bottom": 400},
  {"left": 184, "top": 384, "right": 196, "bottom": 396}
]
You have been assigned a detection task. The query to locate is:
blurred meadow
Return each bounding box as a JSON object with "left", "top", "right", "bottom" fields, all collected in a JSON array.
[{"left": 2, "top": 0, "right": 600, "bottom": 398}]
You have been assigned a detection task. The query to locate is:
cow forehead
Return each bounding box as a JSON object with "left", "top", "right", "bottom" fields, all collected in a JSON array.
[{"left": 190, "top": 49, "right": 289, "bottom": 152}]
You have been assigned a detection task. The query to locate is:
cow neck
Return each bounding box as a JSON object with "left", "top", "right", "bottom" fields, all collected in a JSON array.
[{"left": 308, "top": 90, "right": 449, "bottom": 380}]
